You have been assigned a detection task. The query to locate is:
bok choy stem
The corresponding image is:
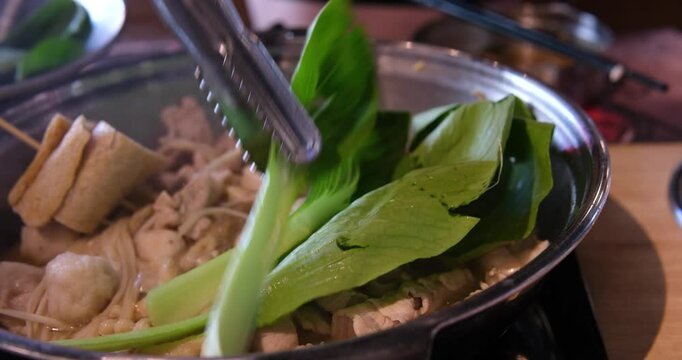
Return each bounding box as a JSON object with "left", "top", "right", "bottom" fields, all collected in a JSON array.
[
  {"left": 201, "top": 146, "right": 299, "bottom": 356},
  {"left": 53, "top": 313, "right": 207, "bottom": 351}
]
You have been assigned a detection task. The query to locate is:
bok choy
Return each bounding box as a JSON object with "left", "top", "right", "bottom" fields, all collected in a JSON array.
[
  {"left": 202, "top": 0, "right": 383, "bottom": 355},
  {"left": 54, "top": 0, "right": 554, "bottom": 355}
]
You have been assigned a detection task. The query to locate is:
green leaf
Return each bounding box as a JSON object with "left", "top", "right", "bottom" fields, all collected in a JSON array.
[
  {"left": 53, "top": 313, "right": 207, "bottom": 352},
  {"left": 146, "top": 249, "right": 233, "bottom": 326},
  {"left": 290, "top": 0, "right": 351, "bottom": 106},
  {"left": 292, "top": 0, "right": 377, "bottom": 161},
  {"left": 1, "top": 0, "right": 78, "bottom": 49},
  {"left": 257, "top": 160, "right": 498, "bottom": 325},
  {"left": 409, "top": 104, "right": 458, "bottom": 150},
  {"left": 278, "top": 158, "right": 360, "bottom": 258},
  {"left": 148, "top": 1, "right": 381, "bottom": 343},
  {"left": 353, "top": 110, "right": 410, "bottom": 198},
  {"left": 202, "top": 147, "right": 298, "bottom": 356},
  {"left": 447, "top": 117, "right": 554, "bottom": 261},
  {"left": 394, "top": 96, "right": 515, "bottom": 178},
  {"left": 15, "top": 37, "right": 84, "bottom": 80},
  {"left": 274, "top": 0, "right": 380, "bottom": 261}
]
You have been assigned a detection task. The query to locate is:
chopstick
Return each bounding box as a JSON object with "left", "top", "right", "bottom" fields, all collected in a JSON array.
[{"left": 412, "top": 0, "right": 669, "bottom": 92}]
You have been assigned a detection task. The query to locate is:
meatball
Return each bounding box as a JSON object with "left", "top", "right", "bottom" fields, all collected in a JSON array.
[{"left": 44, "top": 252, "right": 119, "bottom": 325}]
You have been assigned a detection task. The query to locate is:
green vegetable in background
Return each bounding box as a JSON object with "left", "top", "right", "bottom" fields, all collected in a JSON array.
[
  {"left": 0, "top": 0, "right": 91, "bottom": 82},
  {"left": 0, "top": 0, "right": 78, "bottom": 49},
  {"left": 15, "top": 37, "right": 83, "bottom": 80}
]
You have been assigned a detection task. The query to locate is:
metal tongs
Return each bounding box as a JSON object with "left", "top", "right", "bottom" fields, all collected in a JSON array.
[{"left": 152, "top": 0, "right": 321, "bottom": 166}]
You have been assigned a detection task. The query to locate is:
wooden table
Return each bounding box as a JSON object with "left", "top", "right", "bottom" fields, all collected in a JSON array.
[{"left": 577, "top": 143, "right": 682, "bottom": 359}]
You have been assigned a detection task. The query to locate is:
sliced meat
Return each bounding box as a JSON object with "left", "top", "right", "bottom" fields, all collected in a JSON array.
[
  {"left": 239, "top": 168, "right": 262, "bottom": 192},
  {"left": 331, "top": 268, "right": 475, "bottom": 340},
  {"left": 160, "top": 97, "right": 213, "bottom": 144},
  {"left": 475, "top": 247, "right": 522, "bottom": 286},
  {"left": 134, "top": 229, "right": 185, "bottom": 263},
  {"left": 179, "top": 232, "right": 218, "bottom": 272},
  {"left": 477, "top": 239, "right": 550, "bottom": 286},
  {"left": 252, "top": 315, "right": 299, "bottom": 353},
  {"left": 128, "top": 205, "right": 153, "bottom": 235},
  {"left": 293, "top": 305, "right": 331, "bottom": 344},
  {"left": 143, "top": 192, "right": 181, "bottom": 230},
  {"left": 226, "top": 185, "right": 256, "bottom": 205},
  {"left": 44, "top": 252, "right": 119, "bottom": 325},
  {"left": 316, "top": 290, "right": 368, "bottom": 312},
  {"left": 134, "top": 229, "right": 185, "bottom": 291},
  {"left": 174, "top": 172, "right": 222, "bottom": 216},
  {"left": 20, "top": 223, "right": 79, "bottom": 265},
  {"left": 0, "top": 262, "right": 43, "bottom": 310}
]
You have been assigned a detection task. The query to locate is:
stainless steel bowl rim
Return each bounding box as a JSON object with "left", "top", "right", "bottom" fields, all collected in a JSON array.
[
  {"left": 0, "top": 0, "right": 127, "bottom": 100},
  {"left": 0, "top": 41, "right": 611, "bottom": 359}
]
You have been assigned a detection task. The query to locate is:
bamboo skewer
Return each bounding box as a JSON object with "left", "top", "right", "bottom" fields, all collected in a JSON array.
[{"left": 0, "top": 117, "right": 40, "bottom": 150}]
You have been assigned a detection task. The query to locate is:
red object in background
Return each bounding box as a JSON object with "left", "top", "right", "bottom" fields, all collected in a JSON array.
[{"left": 585, "top": 106, "right": 634, "bottom": 143}]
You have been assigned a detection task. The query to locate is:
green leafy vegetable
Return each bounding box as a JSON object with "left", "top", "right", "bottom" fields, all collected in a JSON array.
[
  {"left": 0, "top": 0, "right": 91, "bottom": 83},
  {"left": 257, "top": 161, "right": 496, "bottom": 325},
  {"left": 15, "top": 37, "right": 83, "bottom": 80},
  {"left": 53, "top": 313, "right": 207, "bottom": 352},
  {"left": 394, "top": 96, "right": 516, "bottom": 178},
  {"left": 202, "top": 147, "right": 298, "bottom": 356},
  {"left": 146, "top": 250, "right": 233, "bottom": 326},
  {"left": 409, "top": 104, "right": 458, "bottom": 150},
  {"left": 201, "top": 0, "right": 384, "bottom": 355},
  {"left": 446, "top": 117, "right": 554, "bottom": 261},
  {"left": 354, "top": 111, "right": 410, "bottom": 198},
  {"left": 0, "top": 0, "right": 79, "bottom": 49},
  {"left": 289, "top": 0, "right": 351, "bottom": 106},
  {"left": 67, "top": 0, "right": 553, "bottom": 353},
  {"left": 147, "top": 110, "right": 410, "bottom": 325}
]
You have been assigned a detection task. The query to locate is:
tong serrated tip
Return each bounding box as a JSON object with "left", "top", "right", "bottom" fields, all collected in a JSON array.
[{"left": 153, "top": 0, "right": 321, "bottom": 169}]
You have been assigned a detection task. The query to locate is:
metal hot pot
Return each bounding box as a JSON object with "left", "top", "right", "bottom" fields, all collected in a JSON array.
[{"left": 0, "top": 38, "right": 610, "bottom": 359}]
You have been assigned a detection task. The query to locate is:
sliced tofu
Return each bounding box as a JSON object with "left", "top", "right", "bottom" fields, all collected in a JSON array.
[
  {"left": 8, "top": 114, "right": 72, "bottom": 206},
  {"left": 13, "top": 117, "right": 91, "bottom": 226},
  {"left": 55, "top": 120, "right": 167, "bottom": 233}
]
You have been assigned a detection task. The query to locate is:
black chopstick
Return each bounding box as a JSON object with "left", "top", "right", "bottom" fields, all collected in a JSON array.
[{"left": 412, "top": 0, "right": 669, "bottom": 92}]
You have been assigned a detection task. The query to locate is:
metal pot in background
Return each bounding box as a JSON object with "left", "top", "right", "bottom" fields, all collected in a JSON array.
[{"left": 414, "top": 2, "right": 614, "bottom": 104}]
